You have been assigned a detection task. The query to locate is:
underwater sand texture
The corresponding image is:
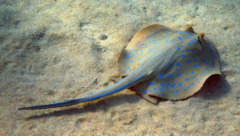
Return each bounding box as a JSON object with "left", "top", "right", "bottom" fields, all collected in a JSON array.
[{"left": 0, "top": 0, "right": 239, "bottom": 136}]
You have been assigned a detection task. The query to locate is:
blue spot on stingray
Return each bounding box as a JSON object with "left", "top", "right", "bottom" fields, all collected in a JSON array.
[
  {"left": 140, "top": 51, "right": 143, "bottom": 53},
  {"left": 176, "top": 90, "right": 179, "bottom": 93},
  {"left": 143, "top": 90, "right": 147, "bottom": 94},
  {"left": 129, "top": 69, "right": 132, "bottom": 71},
  {"left": 182, "top": 55, "right": 186, "bottom": 58},
  {"left": 148, "top": 89, "right": 152, "bottom": 92},
  {"left": 177, "top": 47, "right": 181, "bottom": 51},
  {"left": 177, "top": 62, "right": 181, "bottom": 66},
  {"left": 154, "top": 87, "right": 157, "bottom": 90},
  {"left": 147, "top": 50, "right": 152, "bottom": 53},
  {"left": 160, "top": 75, "right": 164, "bottom": 79},
  {"left": 181, "top": 45, "right": 184, "bottom": 47},
  {"left": 185, "top": 78, "right": 189, "bottom": 81},
  {"left": 124, "top": 61, "right": 127, "bottom": 63},
  {"left": 171, "top": 83, "right": 176, "bottom": 88},
  {"left": 123, "top": 71, "right": 126, "bottom": 74},
  {"left": 205, "top": 54, "right": 209, "bottom": 57},
  {"left": 145, "top": 96, "right": 148, "bottom": 98},
  {"left": 194, "top": 38, "right": 197, "bottom": 40},
  {"left": 179, "top": 32, "right": 183, "bottom": 34},
  {"left": 127, "top": 67, "right": 130, "bottom": 69},
  {"left": 188, "top": 42, "right": 192, "bottom": 46},
  {"left": 148, "top": 82, "right": 154, "bottom": 85},
  {"left": 148, "top": 40, "right": 151, "bottom": 43},
  {"left": 191, "top": 40, "right": 194, "bottom": 43},
  {"left": 160, "top": 88, "right": 163, "bottom": 91},
  {"left": 118, "top": 68, "right": 120, "bottom": 71},
  {"left": 176, "top": 69, "right": 179, "bottom": 72},
  {"left": 191, "top": 71, "right": 194, "bottom": 74},
  {"left": 132, "top": 54, "right": 135, "bottom": 57},
  {"left": 186, "top": 31, "right": 189, "bottom": 33},
  {"left": 161, "top": 83, "right": 165, "bottom": 87},
  {"left": 153, "top": 39, "right": 156, "bottom": 41},
  {"left": 130, "top": 60, "right": 133, "bottom": 63},
  {"left": 173, "top": 90, "right": 175, "bottom": 93},
  {"left": 185, "top": 88, "right": 188, "bottom": 91},
  {"left": 187, "top": 36, "right": 190, "bottom": 38},
  {"left": 192, "top": 49, "right": 195, "bottom": 52},
  {"left": 171, "top": 41, "right": 174, "bottom": 43},
  {"left": 187, "top": 50, "right": 190, "bottom": 52},
  {"left": 145, "top": 45, "right": 148, "bottom": 48},
  {"left": 169, "top": 63, "right": 172, "bottom": 66},
  {"left": 179, "top": 83, "right": 182, "bottom": 86},
  {"left": 178, "top": 36, "right": 182, "bottom": 40},
  {"left": 167, "top": 32, "right": 170, "bottom": 34},
  {"left": 187, "top": 60, "right": 191, "bottom": 64},
  {"left": 194, "top": 65, "right": 198, "bottom": 68},
  {"left": 178, "top": 73, "right": 181, "bottom": 77},
  {"left": 124, "top": 64, "right": 126, "bottom": 67},
  {"left": 142, "top": 43, "right": 145, "bottom": 45},
  {"left": 204, "top": 59, "right": 207, "bottom": 62},
  {"left": 169, "top": 73, "right": 173, "bottom": 77},
  {"left": 166, "top": 87, "right": 169, "bottom": 90},
  {"left": 192, "top": 83, "right": 194, "bottom": 85},
  {"left": 194, "top": 58, "right": 197, "bottom": 62}
]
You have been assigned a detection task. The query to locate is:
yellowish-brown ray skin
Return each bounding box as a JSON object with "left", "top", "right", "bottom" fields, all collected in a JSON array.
[
  {"left": 127, "top": 24, "right": 170, "bottom": 49},
  {"left": 118, "top": 24, "right": 221, "bottom": 102},
  {"left": 118, "top": 24, "right": 170, "bottom": 77}
]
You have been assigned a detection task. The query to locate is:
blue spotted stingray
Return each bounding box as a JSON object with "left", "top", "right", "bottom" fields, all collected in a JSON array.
[{"left": 19, "top": 24, "right": 221, "bottom": 110}]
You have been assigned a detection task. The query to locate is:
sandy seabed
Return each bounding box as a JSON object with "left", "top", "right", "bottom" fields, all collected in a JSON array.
[{"left": 0, "top": 0, "right": 239, "bottom": 136}]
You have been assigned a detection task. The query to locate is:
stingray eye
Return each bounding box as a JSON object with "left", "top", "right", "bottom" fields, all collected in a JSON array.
[
  {"left": 197, "top": 33, "right": 205, "bottom": 46},
  {"left": 197, "top": 33, "right": 205, "bottom": 40}
]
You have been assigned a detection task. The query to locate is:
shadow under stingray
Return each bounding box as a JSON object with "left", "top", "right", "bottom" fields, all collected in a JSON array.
[
  {"left": 24, "top": 75, "right": 230, "bottom": 120},
  {"left": 194, "top": 74, "right": 231, "bottom": 99}
]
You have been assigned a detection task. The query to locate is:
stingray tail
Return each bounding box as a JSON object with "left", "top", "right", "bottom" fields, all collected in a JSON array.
[
  {"left": 18, "top": 98, "right": 86, "bottom": 110},
  {"left": 18, "top": 72, "right": 145, "bottom": 110}
]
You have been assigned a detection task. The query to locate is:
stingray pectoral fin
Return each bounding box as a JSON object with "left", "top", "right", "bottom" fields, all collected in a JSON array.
[{"left": 126, "top": 24, "right": 170, "bottom": 50}]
